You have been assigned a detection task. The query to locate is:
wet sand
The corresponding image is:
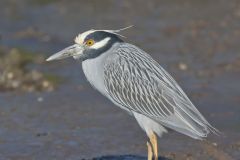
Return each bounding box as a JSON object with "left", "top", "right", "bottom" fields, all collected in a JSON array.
[{"left": 0, "top": 0, "right": 240, "bottom": 159}]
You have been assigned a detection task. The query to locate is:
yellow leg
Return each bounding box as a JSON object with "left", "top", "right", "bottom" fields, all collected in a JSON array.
[
  {"left": 147, "top": 141, "right": 153, "bottom": 160},
  {"left": 149, "top": 132, "right": 158, "bottom": 160}
]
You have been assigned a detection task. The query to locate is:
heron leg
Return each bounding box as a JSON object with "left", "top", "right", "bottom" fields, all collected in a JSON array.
[
  {"left": 149, "top": 132, "right": 158, "bottom": 160},
  {"left": 147, "top": 141, "right": 153, "bottom": 160}
]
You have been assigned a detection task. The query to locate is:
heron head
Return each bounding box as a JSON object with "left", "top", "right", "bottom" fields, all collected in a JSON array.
[{"left": 46, "top": 26, "right": 133, "bottom": 62}]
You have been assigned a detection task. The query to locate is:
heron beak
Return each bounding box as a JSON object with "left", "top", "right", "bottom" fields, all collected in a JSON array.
[{"left": 46, "top": 44, "right": 84, "bottom": 61}]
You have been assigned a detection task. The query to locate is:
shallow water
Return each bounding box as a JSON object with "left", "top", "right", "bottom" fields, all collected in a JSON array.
[{"left": 0, "top": 0, "right": 240, "bottom": 159}]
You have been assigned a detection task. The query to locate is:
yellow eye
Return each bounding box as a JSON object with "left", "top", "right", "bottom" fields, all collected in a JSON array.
[{"left": 85, "top": 39, "right": 95, "bottom": 46}]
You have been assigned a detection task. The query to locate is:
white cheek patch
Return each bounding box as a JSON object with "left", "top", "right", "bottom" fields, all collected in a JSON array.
[{"left": 91, "top": 37, "right": 111, "bottom": 49}]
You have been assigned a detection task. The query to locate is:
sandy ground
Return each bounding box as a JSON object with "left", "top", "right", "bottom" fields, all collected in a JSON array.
[{"left": 0, "top": 0, "right": 240, "bottom": 159}]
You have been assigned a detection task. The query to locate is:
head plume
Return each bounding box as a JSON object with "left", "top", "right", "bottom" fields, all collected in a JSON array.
[
  {"left": 100, "top": 25, "right": 134, "bottom": 38},
  {"left": 75, "top": 25, "right": 133, "bottom": 44}
]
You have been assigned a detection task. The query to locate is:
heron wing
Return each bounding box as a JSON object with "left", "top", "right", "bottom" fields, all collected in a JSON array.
[{"left": 103, "top": 43, "right": 218, "bottom": 139}]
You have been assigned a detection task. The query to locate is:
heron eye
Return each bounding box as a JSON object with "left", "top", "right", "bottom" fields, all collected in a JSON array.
[{"left": 85, "top": 39, "right": 95, "bottom": 46}]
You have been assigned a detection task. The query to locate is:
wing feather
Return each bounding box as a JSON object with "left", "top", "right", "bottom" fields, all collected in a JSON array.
[{"left": 104, "top": 43, "right": 219, "bottom": 139}]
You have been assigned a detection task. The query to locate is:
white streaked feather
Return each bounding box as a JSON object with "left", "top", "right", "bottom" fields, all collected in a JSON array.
[{"left": 103, "top": 43, "right": 219, "bottom": 139}]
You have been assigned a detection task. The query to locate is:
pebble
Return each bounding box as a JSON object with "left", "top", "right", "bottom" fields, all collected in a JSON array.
[
  {"left": 37, "top": 97, "right": 44, "bottom": 102},
  {"left": 178, "top": 62, "right": 188, "bottom": 71}
]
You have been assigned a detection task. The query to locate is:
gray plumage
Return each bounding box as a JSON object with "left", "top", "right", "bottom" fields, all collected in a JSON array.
[
  {"left": 46, "top": 28, "right": 219, "bottom": 144},
  {"left": 103, "top": 43, "right": 216, "bottom": 139}
]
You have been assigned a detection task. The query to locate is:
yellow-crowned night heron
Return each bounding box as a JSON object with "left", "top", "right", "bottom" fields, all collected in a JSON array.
[{"left": 46, "top": 26, "right": 219, "bottom": 160}]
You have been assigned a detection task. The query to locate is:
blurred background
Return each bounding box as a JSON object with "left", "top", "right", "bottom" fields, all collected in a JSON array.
[{"left": 0, "top": 0, "right": 240, "bottom": 159}]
